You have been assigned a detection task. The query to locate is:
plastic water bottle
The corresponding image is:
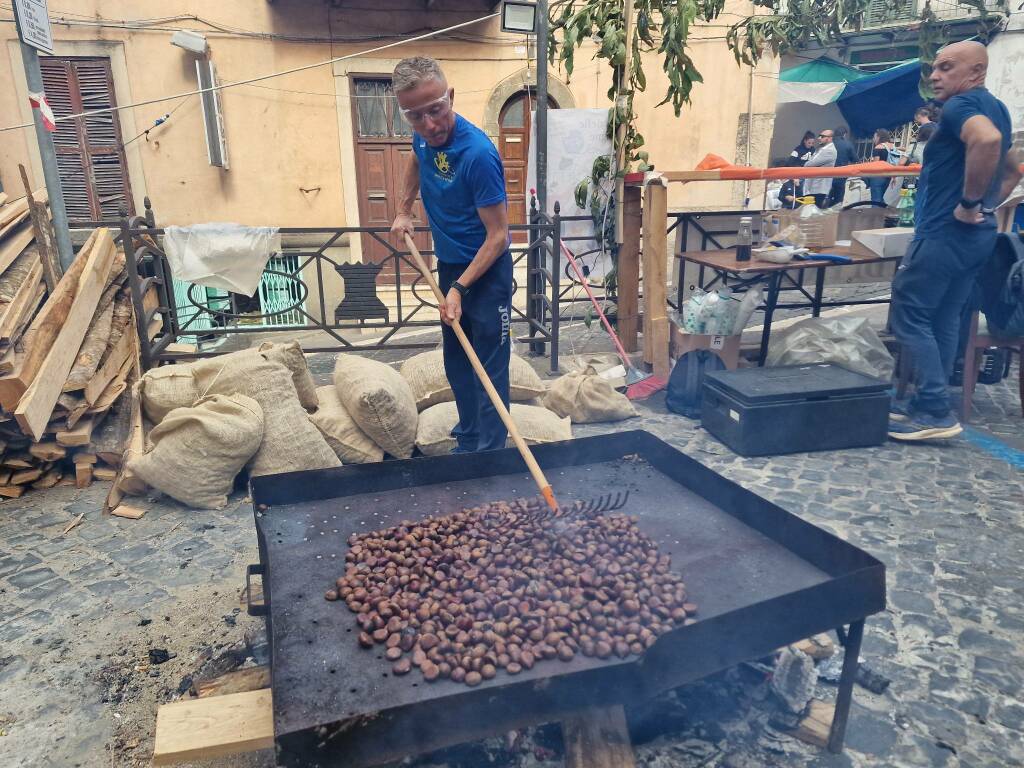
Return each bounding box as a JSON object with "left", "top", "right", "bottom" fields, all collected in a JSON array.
[
  {"left": 760, "top": 214, "right": 775, "bottom": 243},
  {"left": 897, "top": 186, "right": 915, "bottom": 227},
  {"left": 737, "top": 217, "right": 752, "bottom": 262}
]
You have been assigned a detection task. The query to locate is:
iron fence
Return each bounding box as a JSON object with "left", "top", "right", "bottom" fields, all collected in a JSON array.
[{"left": 113, "top": 198, "right": 566, "bottom": 373}]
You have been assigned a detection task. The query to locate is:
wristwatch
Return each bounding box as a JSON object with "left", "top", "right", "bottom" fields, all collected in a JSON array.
[
  {"left": 959, "top": 197, "right": 984, "bottom": 209},
  {"left": 451, "top": 281, "right": 469, "bottom": 297}
]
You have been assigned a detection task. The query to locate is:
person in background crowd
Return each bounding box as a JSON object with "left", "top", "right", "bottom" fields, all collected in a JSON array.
[
  {"left": 888, "top": 41, "right": 1021, "bottom": 441},
  {"left": 790, "top": 131, "right": 816, "bottom": 165},
  {"left": 914, "top": 105, "right": 937, "bottom": 126},
  {"left": 803, "top": 129, "right": 837, "bottom": 208},
  {"left": 829, "top": 126, "right": 859, "bottom": 207},
  {"left": 867, "top": 128, "right": 897, "bottom": 203},
  {"left": 903, "top": 122, "right": 936, "bottom": 166},
  {"left": 778, "top": 158, "right": 804, "bottom": 208}
]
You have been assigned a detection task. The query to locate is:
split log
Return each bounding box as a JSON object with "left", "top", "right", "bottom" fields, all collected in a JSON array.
[
  {"left": 93, "top": 466, "right": 117, "bottom": 481},
  {"left": 15, "top": 229, "right": 116, "bottom": 440},
  {"left": 11, "top": 467, "right": 44, "bottom": 485},
  {"left": 89, "top": 401, "right": 132, "bottom": 468},
  {"left": 83, "top": 313, "right": 136, "bottom": 407},
  {"left": 32, "top": 469, "right": 62, "bottom": 489},
  {"left": 73, "top": 452, "right": 97, "bottom": 464},
  {"left": 62, "top": 288, "right": 116, "bottom": 392},
  {"left": 0, "top": 485, "right": 26, "bottom": 498},
  {"left": 0, "top": 268, "right": 45, "bottom": 349},
  {"left": 0, "top": 223, "right": 36, "bottom": 279},
  {"left": 56, "top": 416, "right": 96, "bottom": 447},
  {"left": 111, "top": 504, "right": 146, "bottom": 519},
  {"left": 0, "top": 249, "right": 41, "bottom": 303}
]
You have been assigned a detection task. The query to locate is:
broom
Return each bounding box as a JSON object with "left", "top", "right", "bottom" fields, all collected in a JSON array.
[{"left": 559, "top": 241, "right": 667, "bottom": 400}]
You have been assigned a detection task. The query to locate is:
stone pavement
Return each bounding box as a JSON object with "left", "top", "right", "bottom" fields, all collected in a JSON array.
[{"left": 0, "top": 340, "right": 1021, "bottom": 767}]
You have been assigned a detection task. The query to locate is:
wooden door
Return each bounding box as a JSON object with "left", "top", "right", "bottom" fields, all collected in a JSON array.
[
  {"left": 499, "top": 95, "right": 530, "bottom": 243},
  {"left": 351, "top": 77, "right": 430, "bottom": 282},
  {"left": 39, "top": 56, "right": 134, "bottom": 221}
]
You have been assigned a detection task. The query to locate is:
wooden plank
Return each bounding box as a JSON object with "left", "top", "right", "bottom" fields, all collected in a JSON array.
[
  {"left": 641, "top": 182, "right": 670, "bottom": 379},
  {"left": 86, "top": 354, "right": 132, "bottom": 413},
  {"left": 617, "top": 185, "right": 642, "bottom": 353},
  {"left": 56, "top": 417, "right": 94, "bottom": 447},
  {"left": 73, "top": 452, "right": 98, "bottom": 464},
  {"left": 0, "top": 485, "right": 26, "bottom": 498},
  {"left": 0, "top": 224, "right": 36, "bottom": 279},
  {"left": 111, "top": 504, "right": 146, "bottom": 519},
  {"left": 165, "top": 343, "right": 197, "bottom": 356},
  {"left": 28, "top": 441, "right": 66, "bottom": 461},
  {"left": 0, "top": 229, "right": 97, "bottom": 411},
  {"left": 562, "top": 705, "right": 636, "bottom": 768},
  {"left": 32, "top": 469, "right": 62, "bottom": 489},
  {"left": 152, "top": 688, "right": 274, "bottom": 766},
  {"left": 11, "top": 467, "right": 43, "bottom": 485},
  {"left": 3, "top": 453, "right": 34, "bottom": 469},
  {"left": 75, "top": 462, "right": 93, "bottom": 489},
  {"left": 19, "top": 164, "right": 61, "bottom": 292},
  {"left": 93, "top": 466, "right": 117, "bottom": 481},
  {"left": 0, "top": 470, "right": 12, "bottom": 485},
  {"left": 113, "top": 376, "right": 147, "bottom": 497},
  {"left": 15, "top": 229, "right": 116, "bottom": 440},
  {"left": 194, "top": 667, "right": 271, "bottom": 699},
  {"left": 791, "top": 700, "right": 835, "bottom": 748}
]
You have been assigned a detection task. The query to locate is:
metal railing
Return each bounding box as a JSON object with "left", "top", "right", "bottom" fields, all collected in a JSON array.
[{"left": 111, "top": 198, "right": 566, "bottom": 373}]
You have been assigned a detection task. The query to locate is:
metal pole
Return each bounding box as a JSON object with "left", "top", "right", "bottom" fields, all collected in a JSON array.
[
  {"left": 19, "top": 44, "right": 74, "bottom": 271},
  {"left": 536, "top": 0, "right": 549, "bottom": 216}
]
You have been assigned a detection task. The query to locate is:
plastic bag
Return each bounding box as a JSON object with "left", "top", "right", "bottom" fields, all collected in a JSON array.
[
  {"left": 681, "top": 289, "right": 741, "bottom": 335},
  {"left": 766, "top": 317, "right": 894, "bottom": 380},
  {"left": 163, "top": 223, "right": 281, "bottom": 296}
]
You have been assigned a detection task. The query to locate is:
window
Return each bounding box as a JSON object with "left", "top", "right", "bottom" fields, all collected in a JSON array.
[
  {"left": 354, "top": 79, "right": 411, "bottom": 139},
  {"left": 39, "top": 56, "right": 134, "bottom": 220}
]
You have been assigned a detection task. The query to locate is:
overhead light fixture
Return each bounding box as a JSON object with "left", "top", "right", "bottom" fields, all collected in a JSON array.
[
  {"left": 170, "top": 29, "right": 208, "bottom": 56},
  {"left": 501, "top": 1, "right": 537, "bottom": 34}
]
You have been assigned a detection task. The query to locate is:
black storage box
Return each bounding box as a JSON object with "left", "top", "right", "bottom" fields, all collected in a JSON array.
[{"left": 701, "top": 364, "right": 890, "bottom": 456}]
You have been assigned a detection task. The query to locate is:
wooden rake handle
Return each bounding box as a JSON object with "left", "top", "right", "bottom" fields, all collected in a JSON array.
[{"left": 403, "top": 234, "right": 559, "bottom": 511}]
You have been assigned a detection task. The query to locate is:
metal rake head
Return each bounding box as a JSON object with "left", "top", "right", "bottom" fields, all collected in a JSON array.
[{"left": 574, "top": 490, "right": 631, "bottom": 515}]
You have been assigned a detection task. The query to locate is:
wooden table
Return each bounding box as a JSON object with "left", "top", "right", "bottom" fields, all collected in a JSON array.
[{"left": 677, "top": 245, "right": 899, "bottom": 365}]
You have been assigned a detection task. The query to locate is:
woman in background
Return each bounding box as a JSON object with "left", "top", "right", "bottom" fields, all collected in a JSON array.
[
  {"left": 867, "top": 129, "right": 896, "bottom": 204},
  {"left": 790, "top": 131, "right": 815, "bottom": 165}
]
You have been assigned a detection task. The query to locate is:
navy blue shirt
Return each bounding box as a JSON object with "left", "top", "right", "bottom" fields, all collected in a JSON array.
[
  {"left": 413, "top": 114, "right": 508, "bottom": 264},
  {"left": 915, "top": 87, "right": 1012, "bottom": 237}
]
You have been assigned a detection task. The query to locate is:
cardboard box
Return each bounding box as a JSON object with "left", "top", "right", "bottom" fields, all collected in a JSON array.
[{"left": 850, "top": 227, "right": 914, "bottom": 259}]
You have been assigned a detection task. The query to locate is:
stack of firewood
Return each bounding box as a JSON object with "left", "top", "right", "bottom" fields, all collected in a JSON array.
[{"left": 0, "top": 186, "right": 144, "bottom": 499}]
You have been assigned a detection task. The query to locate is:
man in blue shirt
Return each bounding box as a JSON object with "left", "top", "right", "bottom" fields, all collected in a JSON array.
[
  {"left": 888, "top": 41, "right": 1021, "bottom": 441},
  {"left": 390, "top": 57, "right": 512, "bottom": 452}
]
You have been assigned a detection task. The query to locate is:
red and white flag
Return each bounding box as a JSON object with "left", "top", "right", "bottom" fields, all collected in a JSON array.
[{"left": 28, "top": 91, "right": 57, "bottom": 132}]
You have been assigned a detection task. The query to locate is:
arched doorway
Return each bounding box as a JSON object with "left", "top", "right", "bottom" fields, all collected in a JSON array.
[{"left": 498, "top": 91, "right": 555, "bottom": 242}]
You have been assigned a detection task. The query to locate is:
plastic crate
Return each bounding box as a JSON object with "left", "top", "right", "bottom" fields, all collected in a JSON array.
[{"left": 775, "top": 209, "right": 840, "bottom": 248}]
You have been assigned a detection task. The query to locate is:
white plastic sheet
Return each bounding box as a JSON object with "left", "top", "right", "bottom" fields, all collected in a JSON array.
[
  {"left": 767, "top": 317, "right": 894, "bottom": 380},
  {"left": 163, "top": 223, "right": 280, "bottom": 296}
]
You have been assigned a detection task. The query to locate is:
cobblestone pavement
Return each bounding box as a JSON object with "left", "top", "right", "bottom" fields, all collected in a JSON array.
[{"left": 0, "top": 337, "right": 1021, "bottom": 767}]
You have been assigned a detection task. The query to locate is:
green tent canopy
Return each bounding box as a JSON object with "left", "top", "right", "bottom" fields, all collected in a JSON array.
[{"left": 777, "top": 58, "right": 868, "bottom": 105}]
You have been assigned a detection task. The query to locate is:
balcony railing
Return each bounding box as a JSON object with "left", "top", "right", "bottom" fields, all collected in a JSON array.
[{"left": 848, "top": 0, "right": 1004, "bottom": 30}]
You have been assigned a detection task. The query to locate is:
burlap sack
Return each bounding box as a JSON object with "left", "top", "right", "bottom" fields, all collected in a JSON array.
[
  {"left": 333, "top": 354, "right": 418, "bottom": 458},
  {"left": 310, "top": 385, "right": 384, "bottom": 464},
  {"left": 140, "top": 366, "right": 200, "bottom": 423},
  {"left": 543, "top": 366, "right": 637, "bottom": 423},
  {"left": 139, "top": 340, "right": 318, "bottom": 424},
  {"left": 128, "top": 394, "right": 264, "bottom": 509},
  {"left": 195, "top": 354, "right": 340, "bottom": 476},
  {"left": 416, "top": 402, "right": 571, "bottom": 456},
  {"left": 399, "top": 350, "right": 547, "bottom": 410}
]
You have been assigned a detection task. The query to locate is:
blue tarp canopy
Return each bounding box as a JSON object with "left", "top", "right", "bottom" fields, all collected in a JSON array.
[{"left": 837, "top": 59, "right": 926, "bottom": 137}]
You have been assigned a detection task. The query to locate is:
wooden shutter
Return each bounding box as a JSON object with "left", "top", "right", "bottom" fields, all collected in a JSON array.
[{"left": 38, "top": 57, "right": 134, "bottom": 221}]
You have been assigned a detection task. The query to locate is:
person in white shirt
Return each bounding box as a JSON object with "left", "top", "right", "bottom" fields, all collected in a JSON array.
[{"left": 803, "top": 129, "right": 838, "bottom": 208}]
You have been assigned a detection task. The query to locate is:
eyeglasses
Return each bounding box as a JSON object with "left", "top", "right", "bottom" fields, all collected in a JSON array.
[
  {"left": 818, "top": 133, "right": 832, "bottom": 138},
  {"left": 399, "top": 92, "right": 452, "bottom": 125}
]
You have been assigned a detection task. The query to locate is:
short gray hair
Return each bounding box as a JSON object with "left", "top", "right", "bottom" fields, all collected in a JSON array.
[{"left": 392, "top": 57, "right": 446, "bottom": 92}]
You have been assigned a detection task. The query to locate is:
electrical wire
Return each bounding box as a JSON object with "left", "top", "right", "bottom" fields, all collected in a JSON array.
[
  {"left": 122, "top": 95, "right": 193, "bottom": 146},
  {"left": 0, "top": 11, "right": 500, "bottom": 134}
]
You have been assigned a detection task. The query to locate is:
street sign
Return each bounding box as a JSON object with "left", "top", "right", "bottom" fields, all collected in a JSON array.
[{"left": 13, "top": 0, "right": 54, "bottom": 55}]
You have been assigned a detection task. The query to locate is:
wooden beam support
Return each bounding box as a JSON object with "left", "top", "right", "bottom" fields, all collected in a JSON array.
[
  {"left": 152, "top": 689, "right": 274, "bottom": 765},
  {"left": 19, "top": 164, "right": 60, "bottom": 291},
  {"left": 562, "top": 705, "right": 636, "bottom": 768},
  {"left": 617, "top": 185, "right": 642, "bottom": 353},
  {"left": 15, "top": 229, "right": 116, "bottom": 439},
  {"left": 641, "top": 182, "right": 670, "bottom": 379}
]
